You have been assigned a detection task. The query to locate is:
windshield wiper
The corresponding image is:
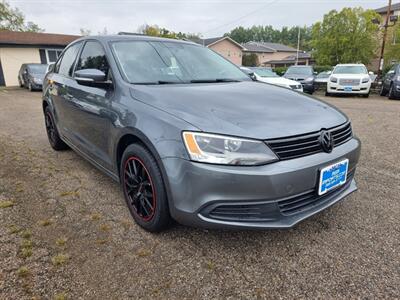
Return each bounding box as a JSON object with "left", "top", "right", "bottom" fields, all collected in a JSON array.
[
  {"left": 132, "top": 80, "right": 182, "bottom": 85},
  {"left": 190, "top": 78, "right": 241, "bottom": 83}
]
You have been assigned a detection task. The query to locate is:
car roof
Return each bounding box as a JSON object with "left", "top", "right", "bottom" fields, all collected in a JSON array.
[
  {"left": 288, "top": 65, "right": 312, "bottom": 68},
  {"left": 335, "top": 64, "right": 365, "bottom": 67},
  {"left": 73, "top": 34, "right": 198, "bottom": 46}
]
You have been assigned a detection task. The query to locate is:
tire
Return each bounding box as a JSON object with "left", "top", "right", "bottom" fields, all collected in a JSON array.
[
  {"left": 28, "top": 81, "right": 33, "bottom": 92},
  {"left": 120, "top": 144, "right": 170, "bottom": 232},
  {"left": 18, "top": 78, "right": 23, "bottom": 88},
  {"left": 44, "top": 106, "right": 69, "bottom": 151},
  {"left": 362, "top": 93, "right": 370, "bottom": 98},
  {"left": 379, "top": 84, "right": 387, "bottom": 96},
  {"left": 325, "top": 91, "right": 330, "bottom": 97},
  {"left": 388, "top": 84, "right": 396, "bottom": 100}
]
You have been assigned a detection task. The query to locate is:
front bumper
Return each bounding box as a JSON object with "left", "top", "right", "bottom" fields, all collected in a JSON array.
[
  {"left": 163, "top": 137, "right": 361, "bottom": 229},
  {"left": 327, "top": 82, "right": 370, "bottom": 94}
]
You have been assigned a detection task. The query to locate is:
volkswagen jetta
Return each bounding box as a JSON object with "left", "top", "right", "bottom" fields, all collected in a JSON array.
[{"left": 42, "top": 35, "right": 361, "bottom": 232}]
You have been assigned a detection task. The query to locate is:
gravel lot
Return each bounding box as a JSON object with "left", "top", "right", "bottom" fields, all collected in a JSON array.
[{"left": 0, "top": 88, "right": 399, "bottom": 299}]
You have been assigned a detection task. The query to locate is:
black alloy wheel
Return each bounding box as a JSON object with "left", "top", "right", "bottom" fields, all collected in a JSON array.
[{"left": 120, "top": 144, "right": 170, "bottom": 232}]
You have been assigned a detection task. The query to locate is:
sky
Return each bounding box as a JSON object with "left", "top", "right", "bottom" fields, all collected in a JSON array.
[{"left": 8, "top": 0, "right": 392, "bottom": 37}]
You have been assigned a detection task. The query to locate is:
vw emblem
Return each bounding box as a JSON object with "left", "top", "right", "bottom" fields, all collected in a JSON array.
[{"left": 319, "top": 130, "right": 334, "bottom": 153}]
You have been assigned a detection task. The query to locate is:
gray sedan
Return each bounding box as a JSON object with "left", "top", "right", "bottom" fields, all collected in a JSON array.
[{"left": 42, "top": 35, "right": 361, "bottom": 232}]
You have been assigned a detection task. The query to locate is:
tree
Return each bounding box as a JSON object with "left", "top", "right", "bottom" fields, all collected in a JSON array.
[
  {"left": 384, "top": 23, "right": 400, "bottom": 67},
  {"left": 224, "top": 25, "right": 312, "bottom": 51},
  {"left": 311, "top": 7, "right": 380, "bottom": 66},
  {"left": 80, "top": 28, "right": 92, "bottom": 36},
  {"left": 242, "top": 53, "right": 259, "bottom": 67},
  {"left": 0, "top": 0, "right": 43, "bottom": 32},
  {"left": 137, "top": 24, "right": 200, "bottom": 41}
]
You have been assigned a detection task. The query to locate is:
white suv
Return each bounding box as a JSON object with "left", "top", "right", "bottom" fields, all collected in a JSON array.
[{"left": 327, "top": 64, "right": 372, "bottom": 98}]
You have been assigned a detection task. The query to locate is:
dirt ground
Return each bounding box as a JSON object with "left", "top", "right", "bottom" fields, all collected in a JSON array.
[{"left": 0, "top": 88, "right": 399, "bottom": 299}]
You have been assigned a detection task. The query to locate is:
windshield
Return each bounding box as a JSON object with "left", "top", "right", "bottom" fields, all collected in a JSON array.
[
  {"left": 27, "top": 64, "right": 47, "bottom": 74},
  {"left": 249, "top": 67, "right": 278, "bottom": 78},
  {"left": 285, "top": 66, "right": 313, "bottom": 76},
  {"left": 111, "top": 41, "right": 249, "bottom": 84},
  {"left": 333, "top": 66, "right": 367, "bottom": 74}
]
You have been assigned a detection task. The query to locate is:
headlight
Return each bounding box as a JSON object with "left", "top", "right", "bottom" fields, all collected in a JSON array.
[
  {"left": 361, "top": 77, "right": 370, "bottom": 83},
  {"left": 182, "top": 132, "right": 278, "bottom": 166},
  {"left": 330, "top": 77, "right": 338, "bottom": 83}
]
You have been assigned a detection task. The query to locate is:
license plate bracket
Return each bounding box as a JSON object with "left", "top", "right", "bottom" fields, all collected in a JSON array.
[{"left": 318, "top": 159, "right": 349, "bottom": 195}]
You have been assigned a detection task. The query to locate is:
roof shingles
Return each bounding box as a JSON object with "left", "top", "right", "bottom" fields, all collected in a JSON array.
[{"left": 0, "top": 30, "right": 80, "bottom": 47}]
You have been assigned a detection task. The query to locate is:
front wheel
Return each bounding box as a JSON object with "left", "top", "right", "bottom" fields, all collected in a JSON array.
[
  {"left": 388, "top": 84, "right": 397, "bottom": 100},
  {"left": 379, "top": 85, "right": 387, "bottom": 96},
  {"left": 362, "top": 93, "right": 370, "bottom": 98},
  {"left": 28, "top": 81, "right": 33, "bottom": 92},
  {"left": 120, "top": 144, "right": 170, "bottom": 232}
]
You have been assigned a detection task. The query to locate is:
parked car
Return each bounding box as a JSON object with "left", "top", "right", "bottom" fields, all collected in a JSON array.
[
  {"left": 241, "top": 67, "right": 303, "bottom": 92},
  {"left": 18, "top": 63, "right": 47, "bottom": 91},
  {"left": 315, "top": 71, "right": 331, "bottom": 84},
  {"left": 283, "top": 65, "right": 316, "bottom": 94},
  {"left": 379, "top": 64, "right": 400, "bottom": 100},
  {"left": 326, "top": 64, "right": 372, "bottom": 98},
  {"left": 314, "top": 70, "right": 331, "bottom": 91},
  {"left": 43, "top": 35, "right": 360, "bottom": 232}
]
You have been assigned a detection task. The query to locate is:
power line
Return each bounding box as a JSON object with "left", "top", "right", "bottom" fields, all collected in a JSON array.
[{"left": 202, "top": 0, "right": 278, "bottom": 35}]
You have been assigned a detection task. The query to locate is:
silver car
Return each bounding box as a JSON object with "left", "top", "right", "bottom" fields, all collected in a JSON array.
[{"left": 42, "top": 35, "right": 361, "bottom": 232}]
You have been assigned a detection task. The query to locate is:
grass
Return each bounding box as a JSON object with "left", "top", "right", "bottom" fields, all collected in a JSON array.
[
  {"left": 20, "top": 248, "right": 33, "bottom": 259},
  {"left": 99, "top": 224, "right": 111, "bottom": 232},
  {"left": 90, "top": 213, "right": 101, "bottom": 221},
  {"left": 55, "top": 238, "right": 67, "bottom": 247},
  {"left": 136, "top": 249, "right": 152, "bottom": 257},
  {"left": 59, "top": 191, "right": 79, "bottom": 198},
  {"left": 205, "top": 261, "right": 215, "bottom": 270},
  {"left": 54, "top": 292, "right": 67, "bottom": 300},
  {"left": 20, "top": 230, "right": 32, "bottom": 239},
  {"left": 16, "top": 266, "right": 30, "bottom": 277},
  {"left": 51, "top": 254, "right": 69, "bottom": 266},
  {"left": 95, "top": 238, "right": 108, "bottom": 245},
  {"left": 8, "top": 225, "right": 21, "bottom": 234},
  {"left": 39, "top": 219, "right": 53, "bottom": 226},
  {"left": 0, "top": 200, "right": 14, "bottom": 208}
]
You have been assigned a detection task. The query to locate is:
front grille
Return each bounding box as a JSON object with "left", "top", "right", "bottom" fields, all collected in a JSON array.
[
  {"left": 278, "top": 169, "right": 355, "bottom": 215},
  {"left": 208, "top": 204, "right": 267, "bottom": 221},
  {"left": 205, "top": 169, "right": 355, "bottom": 221},
  {"left": 266, "top": 122, "right": 352, "bottom": 160},
  {"left": 339, "top": 78, "right": 360, "bottom": 86}
]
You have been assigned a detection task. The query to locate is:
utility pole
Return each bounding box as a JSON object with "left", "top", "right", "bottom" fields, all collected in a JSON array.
[
  {"left": 296, "top": 27, "right": 300, "bottom": 65},
  {"left": 378, "top": 0, "right": 392, "bottom": 77}
]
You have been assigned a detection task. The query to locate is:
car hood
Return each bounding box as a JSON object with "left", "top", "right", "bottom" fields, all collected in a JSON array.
[
  {"left": 130, "top": 81, "right": 347, "bottom": 139},
  {"left": 257, "top": 76, "right": 301, "bottom": 86},
  {"left": 31, "top": 73, "right": 45, "bottom": 80}
]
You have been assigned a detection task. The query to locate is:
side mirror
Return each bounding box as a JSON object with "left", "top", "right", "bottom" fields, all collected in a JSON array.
[
  {"left": 46, "top": 63, "right": 55, "bottom": 74},
  {"left": 74, "top": 69, "right": 112, "bottom": 88}
]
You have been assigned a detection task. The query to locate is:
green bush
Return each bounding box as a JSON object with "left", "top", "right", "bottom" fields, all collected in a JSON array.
[
  {"left": 274, "top": 67, "right": 288, "bottom": 76},
  {"left": 313, "top": 65, "right": 332, "bottom": 73},
  {"left": 242, "top": 53, "right": 259, "bottom": 67}
]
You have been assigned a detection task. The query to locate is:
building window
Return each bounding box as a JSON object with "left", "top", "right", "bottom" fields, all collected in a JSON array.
[{"left": 44, "top": 49, "right": 63, "bottom": 63}]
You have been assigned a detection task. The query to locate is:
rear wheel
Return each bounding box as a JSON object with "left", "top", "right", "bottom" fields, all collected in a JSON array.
[
  {"left": 120, "top": 144, "right": 170, "bottom": 232},
  {"left": 44, "top": 107, "right": 69, "bottom": 151}
]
